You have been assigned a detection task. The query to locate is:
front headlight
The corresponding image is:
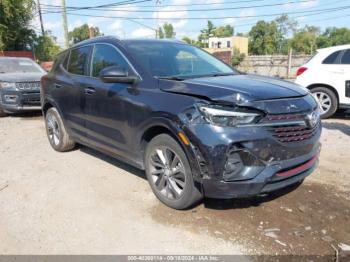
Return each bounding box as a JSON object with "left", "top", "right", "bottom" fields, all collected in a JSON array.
[
  {"left": 0, "top": 82, "right": 16, "bottom": 89},
  {"left": 199, "top": 105, "right": 262, "bottom": 127}
]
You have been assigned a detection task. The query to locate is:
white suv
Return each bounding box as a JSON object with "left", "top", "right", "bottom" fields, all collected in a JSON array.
[{"left": 295, "top": 44, "right": 350, "bottom": 118}]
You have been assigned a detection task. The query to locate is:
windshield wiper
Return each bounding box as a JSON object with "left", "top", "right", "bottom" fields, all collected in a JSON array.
[
  {"left": 157, "top": 76, "right": 185, "bottom": 81},
  {"left": 209, "top": 72, "right": 236, "bottom": 77}
]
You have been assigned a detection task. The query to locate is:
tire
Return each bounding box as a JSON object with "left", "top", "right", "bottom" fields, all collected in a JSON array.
[
  {"left": 0, "top": 107, "right": 7, "bottom": 117},
  {"left": 310, "top": 87, "right": 338, "bottom": 119},
  {"left": 45, "top": 107, "right": 75, "bottom": 152},
  {"left": 145, "top": 134, "right": 202, "bottom": 210}
]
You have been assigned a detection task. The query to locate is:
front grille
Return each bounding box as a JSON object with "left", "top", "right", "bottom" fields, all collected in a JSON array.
[
  {"left": 272, "top": 123, "right": 318, "bottom": 143},
  {"left": 263, "top": 111, "right": 319, "bottom": 143},
  {"left": 15, "top": 81, "right": 40, "bottom": 91}
]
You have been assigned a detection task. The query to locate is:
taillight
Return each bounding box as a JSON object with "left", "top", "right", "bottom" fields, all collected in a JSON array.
[{"left": 296, "top": 67, "right": 308, "bottom": 76}]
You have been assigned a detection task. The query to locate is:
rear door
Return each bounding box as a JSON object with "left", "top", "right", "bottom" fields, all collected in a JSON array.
[
  {"left": 52, "top": 45, "right": 92, "bottom": 139},
  {"left": 328, "top": 49, "right": 350, "bottom": 105},
  {"left": 338, "top": 49, "right": 350, "bottom": 105}
]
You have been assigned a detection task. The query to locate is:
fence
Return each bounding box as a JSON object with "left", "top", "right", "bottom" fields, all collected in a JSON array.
[{"left": 237, "top": 54, "right": 311, "bottom": 79}]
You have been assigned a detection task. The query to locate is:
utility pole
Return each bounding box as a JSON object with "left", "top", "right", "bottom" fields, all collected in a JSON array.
[
  {"left": 37, "top": 0, "right": 45, "bottom": 36},
  {"left": 61, "top": 0, "right": 69, "bottom": 48},
  {"left": 155, "top": 0, "right": 161, "bottom": 39}
]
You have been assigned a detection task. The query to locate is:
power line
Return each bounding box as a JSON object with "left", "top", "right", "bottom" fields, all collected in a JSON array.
[
  {"left": 40, "top": 0, "right": 317, "bottom": 13},
  {"left": 40, "top": 0, "right": 152, "bottom": 11},
  {"left": 40, "top": 5, "right": 350, "bottom": 20},
  {"left": 41, "top": 0, "right": 265, "bottom": 9}
]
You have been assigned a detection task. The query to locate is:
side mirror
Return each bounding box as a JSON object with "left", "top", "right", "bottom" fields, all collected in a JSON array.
[{"left": 99, "top": 66, "right": 139, "bottom": 84}]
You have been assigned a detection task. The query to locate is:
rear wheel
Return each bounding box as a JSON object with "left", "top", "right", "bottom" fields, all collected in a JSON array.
[
  {"left": 45, "top": 107, "right": 75, "bottom": 152},
  {"left": 145, "top": 134, "right": 202, "bottom": 210},
  {"left": 310, "top": 87, "right": 338, "bottom": 119}
]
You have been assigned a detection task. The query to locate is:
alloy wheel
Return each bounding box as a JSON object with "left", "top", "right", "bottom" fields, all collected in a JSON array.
[
  {"left": 46, "top": 113, "right": 60, "bottom": 146},
  {"left": 313, "top": 91, "right": 331, "bottom": 115},
  {"left": 149, "top": 146, "right": 186, "bottom": 200}
]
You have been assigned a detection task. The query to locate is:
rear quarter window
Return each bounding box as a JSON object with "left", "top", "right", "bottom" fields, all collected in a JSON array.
[
  {"left": 51, "top": 52, "right": 67, "bottom": 73},
  {"left": 322, "top": 50, "right": 341, "bottom": 64}
]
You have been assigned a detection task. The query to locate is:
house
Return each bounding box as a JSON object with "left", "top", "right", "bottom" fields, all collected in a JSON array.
[{"left": 206, "top": 36, "right": 248, "bottom": 55}]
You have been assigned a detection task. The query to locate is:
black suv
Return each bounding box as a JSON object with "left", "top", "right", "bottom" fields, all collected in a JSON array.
[{"left": 41, "top": 37, "right": 321, "bottom": 209}]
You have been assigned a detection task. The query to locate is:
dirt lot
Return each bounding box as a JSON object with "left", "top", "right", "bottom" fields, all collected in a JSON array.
[{"left": 0, "top": 111, "right": 349, "bottom": 256}]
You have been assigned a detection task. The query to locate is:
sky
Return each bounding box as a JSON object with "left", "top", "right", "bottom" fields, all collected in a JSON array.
[{"left": 33, "top": 0, "right": 350, "bottom": 46}]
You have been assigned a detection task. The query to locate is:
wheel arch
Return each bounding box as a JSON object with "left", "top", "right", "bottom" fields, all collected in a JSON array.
[
  {"left": 307, "top": 83, "right": 339, "bottom": 105},
  {"left": 42, "top": 101, "right": 54, "bottom": 116},
  {"left": 140, "top": 123, "right": 182, "bottom": 156}
]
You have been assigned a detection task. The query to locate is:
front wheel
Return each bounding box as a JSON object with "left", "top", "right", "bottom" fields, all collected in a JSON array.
[
  {"left": 145, "top": 134, "right": 202, "bottom": 210},
  {"left": 311, "top": 87, "right": 338, "bottom": 119}
]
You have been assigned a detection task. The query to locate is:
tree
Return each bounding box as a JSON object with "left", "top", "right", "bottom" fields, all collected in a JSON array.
[
  {"left": 163, "top": 23, "right": 175, "bottom": 38},
  {"left": 317, "top": 27, "right": 350, "bottom": 48},
  {"left": 158, "top": 23, "right": 175, "bottom": 39},
  {"left": 249, "top": 21, "right": 281, "bottom": 55},
  {"left": 289, "top": 26, "right": 320, "bottom": 54},
  {"left": 275, "top": 15, "right": 298, "bottom": 54},
  {"left": 214, "top": 25, "right": 234, "bottom": 37},
  {"left": 0, "top": 0, "right": 36, "bottom": 51},
  {"left": 198, "top": 20, "right": 217, "bottom": 47},
  {"left": 68, "top": 24, "right": 102, "bottom": 44},
  {"left": 34, "top": 31, "right": 61, "bottom": 62},
  {"left": 158, "top": 27, "right": 164, "bottom": 39},
  {"left": 182, "top": 36, "right": 196, "bottom": 45},
  {"left": 231, "top": 48, "right": 246, "bottom": 67}
]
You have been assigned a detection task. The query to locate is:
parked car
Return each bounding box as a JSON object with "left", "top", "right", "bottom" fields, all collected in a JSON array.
[
  {"left": 295, "top": 44, "right": 350, "bottom": 118},
  {"left": 0, "top": 57, "right": 46, "bottom": 117},
  {"left": 41, "top": 37, "right": 321, "bottom": 209}
]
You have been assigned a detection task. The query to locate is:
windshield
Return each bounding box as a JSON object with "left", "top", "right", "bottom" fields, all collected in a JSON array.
[
  {"left": 0, "top": 58, "right": 44, "bottom": 74},
  {"left": 126, "top": 42, "right": 236, "bottom": 79}
]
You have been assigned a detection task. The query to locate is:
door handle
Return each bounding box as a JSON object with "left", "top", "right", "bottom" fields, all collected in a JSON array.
[
  {"left": 84, "top": 87, "right": 96, "bottom": 95},
  {"left": 54, "top": 83, "right": 62, "bottom": 89}
]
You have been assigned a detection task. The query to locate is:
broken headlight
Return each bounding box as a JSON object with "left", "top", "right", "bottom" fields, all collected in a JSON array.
[{"left": 199, "top": 105, "right": 262, "bottom": 127}]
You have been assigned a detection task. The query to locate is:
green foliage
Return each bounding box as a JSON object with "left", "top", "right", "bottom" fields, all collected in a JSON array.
[
  {"left": 34, "top": 31, "right": 61, "bottom": 62},
  {"left": 0, "top": 0, "right": 36, "bottom": 51},
  {"left": 158, "top": 27, "right": 164, "bottom": 39},
  {"left": 316, "top": 27, "right": 350, "bottom": 48},
  {"left": 274, "top": 15, "right": 298, "bottom": 54},
  {"left": 214, "top": 25, "right": 234, "bottom": 37},
  {"left": 198, "top": 20, "right": 217, "bottom": 47},
  {"left": 182, "top": 36, "right": 195, "bottom": 45},
  {"left": 248, "top": 21, "right": 281, "bottom": 55},
  {"left": 289, "top": 26, "right": 320, "bottom": 54},
  {"left": 68, "top": 24, "right": 102, "bottom": 45},
  {"left": 158, "top": 23, "right": 175, "bottom": 39},
  {"left": 231, "top": 48, "right": 245, "bottom": 67}
]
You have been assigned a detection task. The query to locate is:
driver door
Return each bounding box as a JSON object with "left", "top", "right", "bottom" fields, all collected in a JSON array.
[{"left": 83, "top": 43, "right": 134, "bottom": 156}]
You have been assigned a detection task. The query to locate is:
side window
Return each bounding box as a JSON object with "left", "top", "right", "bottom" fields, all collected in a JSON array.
[
  {"left": 67, "top": 46, "right": 90, "bottom": 75},
  {"left": 323, "top": 50, "right": 341, "bottom": 64},
  {"left": 62, "top": 51, "right": 70, "bottom": 70},
  {"left": 341, "top": 49, "right": 350, "bottom": 64},
  {"left": 51, "top": 51, "right": 66, "bottom": 73},
  {"left": 91, "top": 44, "right": 129, "bottom": 77}
]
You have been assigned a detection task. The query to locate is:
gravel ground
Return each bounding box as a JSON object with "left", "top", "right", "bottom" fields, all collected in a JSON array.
[{"left": 0, "top": 111, "right": 349, "bottom": 256}]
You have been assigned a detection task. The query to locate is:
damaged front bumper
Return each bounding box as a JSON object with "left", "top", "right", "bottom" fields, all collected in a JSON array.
[{"left": 181, "top": 95, "right": 322, "bottom": 199}]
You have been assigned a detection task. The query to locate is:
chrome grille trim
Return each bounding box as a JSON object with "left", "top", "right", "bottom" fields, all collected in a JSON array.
[{"left": 15, "top": 82, "right": 40, "bottom": 91}]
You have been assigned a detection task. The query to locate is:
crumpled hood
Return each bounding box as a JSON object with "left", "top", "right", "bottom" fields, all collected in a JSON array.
[
  {"left": 159, "top": 74, "right": 308, "bottom": 103},
  {"left": 0, "top": 72, "right": 45, "bottom": 83}
]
